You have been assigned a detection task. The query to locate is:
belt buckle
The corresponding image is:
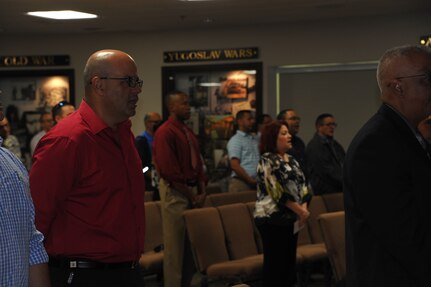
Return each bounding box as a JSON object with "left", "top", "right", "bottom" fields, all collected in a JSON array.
[{"left": 69, "top": 261, "right": 77, "bottom": 268}]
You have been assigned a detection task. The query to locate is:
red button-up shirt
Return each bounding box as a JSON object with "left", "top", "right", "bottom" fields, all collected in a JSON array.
[
  {"left": 153, "top": 117, "right": 206, "bottom": 185},
  {"left": 30, "top": 100, "right": 145, "bottom": 263}
]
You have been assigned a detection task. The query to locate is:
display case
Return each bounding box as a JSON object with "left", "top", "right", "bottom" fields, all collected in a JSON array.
[{"left": 162, "top": 62, "right": 262, "bottom": 182}]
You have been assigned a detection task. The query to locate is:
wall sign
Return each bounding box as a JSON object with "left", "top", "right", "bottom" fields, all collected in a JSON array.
[
  {"left": 163, "top": 47, "right": 258, "bottom": 63},
  {"left": 0, "top": 55, "right": 70, "bottom": 67}
]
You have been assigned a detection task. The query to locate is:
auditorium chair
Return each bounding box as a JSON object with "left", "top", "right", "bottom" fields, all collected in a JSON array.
[
  {"left": 139, "top": 201, "right": 163, "bottom": 278},
  {"left": 318, "top": 211, "right": 346, "bottom": 284}
]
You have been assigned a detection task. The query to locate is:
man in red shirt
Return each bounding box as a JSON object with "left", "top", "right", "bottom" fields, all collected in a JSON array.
[
  {"left": 30, "top": 49, "right": 145, "bottom": 286},
  {"left": 153, "top": 90, "right": 206, "bottom": 287}
]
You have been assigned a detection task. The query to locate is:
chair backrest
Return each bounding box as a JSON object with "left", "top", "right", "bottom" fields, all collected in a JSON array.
[
  {"left": 297, "top": 220, "right": 313, "bottom": 245},
  {"left": 245, "top": 202, "right": 263, "bottom": 253},
  {"left": 322, "top": 192, "right": 344, "bottom": 212},
  {"left": 206, "top": 190, "right": 257, "bottom": 207},
  {"left": 205, "top": 184, "right": 223, "bottom": 195},
  {"left": 183, "top": 207, "right": 230, "bottom": 273},
  {"left": 144, "top": 201, "right": 163, "bottom": 252},
  {"left": 318, "top": 211, "right": 346, "bottom": 282},
  {"left": 144, "top": 191, "right": 154, "bottom": 202},
  {"left": 307, "top": 195, "right": 328, "bottom": 243},
  {"left": 217, "top": 203, "right": 259, "bottom": 259}
]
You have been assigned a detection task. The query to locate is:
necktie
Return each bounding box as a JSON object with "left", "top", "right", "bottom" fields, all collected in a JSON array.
[{"left": 183, "top": 126, "right": 198, "bottom": 169}]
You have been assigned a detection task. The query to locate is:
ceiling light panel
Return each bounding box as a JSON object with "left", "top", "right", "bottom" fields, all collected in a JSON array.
[{"left": 26, "top": 10, "right": 97, "bottom": 20}]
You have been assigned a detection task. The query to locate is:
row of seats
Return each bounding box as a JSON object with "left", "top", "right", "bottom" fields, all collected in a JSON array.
[
  {"left": 138, "top": 190, "right": 259, "bottom": 279},
  {"left": 139, "top": 191, "right": 345, "bottom": 286},
  {"left": 145, "top": 189, "right": 258, "bottom": 206}
]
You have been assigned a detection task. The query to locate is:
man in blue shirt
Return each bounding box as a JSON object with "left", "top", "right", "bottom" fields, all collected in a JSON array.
[
  {"left": 227, "top": 110, "right": 259, "bottom": 192},
  {"left": 0, "top": 97, "right": 50, "bottom": 286},
  {"left": 135, "top": 112, "right": 162, "bottom": 199}
]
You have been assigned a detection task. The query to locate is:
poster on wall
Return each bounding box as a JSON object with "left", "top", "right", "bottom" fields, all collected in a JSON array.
[
  {"left": 0, "top": 69, "right": 75, "bottom": 167},
  {"left": 162, "top": 62, "right": 262, "bottom": 182}
]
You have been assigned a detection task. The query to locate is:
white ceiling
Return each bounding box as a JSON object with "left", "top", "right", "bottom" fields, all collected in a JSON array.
[{"left": 0, "top": 0, "right": 430, "bottom": 35}]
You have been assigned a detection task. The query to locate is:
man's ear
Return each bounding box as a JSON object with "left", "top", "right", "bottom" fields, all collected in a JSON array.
[
  {"left": 393, "top": 80, "right": 403, "bottom": 94},
  {"left": 91, "top": 76, "right": 104, "bottom": 95}
]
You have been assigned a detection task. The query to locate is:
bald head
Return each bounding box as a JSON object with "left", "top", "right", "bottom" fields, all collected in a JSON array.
[
  {"left": 144, "top": 112, "right": 162, "bottom": 135},
  {"left": 376, "top": 45, "right": 431, "bottom": 126},
  {"left": 82, "top": 49, "right": 141, "bottom": 129},
  {"left": 83, "top": 49, "right": 136, "bottom": 94},
  {"left": 377, "top": 45, "right": 431, "bottom": 96}
]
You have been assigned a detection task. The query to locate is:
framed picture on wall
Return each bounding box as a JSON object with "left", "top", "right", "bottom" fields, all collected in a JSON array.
[
  {"left": 0, "top": 69, "right": 75, "bottom": 167},
  {"left": 162, "top": 62, "right": 262, "bottom": 183}
]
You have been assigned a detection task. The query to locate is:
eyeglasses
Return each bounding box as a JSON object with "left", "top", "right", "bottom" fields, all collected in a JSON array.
[
  {"left": 148, "top": 120, "right": 161, "bottom": 124},
  {"left": 287, "top": 116, "right": 301, "bottom": 121},
  {"left": 396, "top": 71, "right": 431, "bottom": 82},
  {"left": 323, "top": 122, "right": 337, "bottom": 127},
  {"left": 100, "top": 76, "right": 143, "bottom": 88}
]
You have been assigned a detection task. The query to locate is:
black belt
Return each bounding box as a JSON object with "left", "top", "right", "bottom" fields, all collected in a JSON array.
[
  {"left": 49, "top": 257, "right": 137, "bottom": 269},
  {"left": 186, "top": 179, "right": 198, "bottom": 187}
]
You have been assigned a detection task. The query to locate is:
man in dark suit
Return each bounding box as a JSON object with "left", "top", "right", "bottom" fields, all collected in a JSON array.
[
  {"left": 306, "top": 113, "right": 345, "bottom": 195},
  {"left": 277, "top": 109, "right": 307, "bottom": 172},
  {"left": 344, "top": 45, "right": 431, "bottom": 287}
]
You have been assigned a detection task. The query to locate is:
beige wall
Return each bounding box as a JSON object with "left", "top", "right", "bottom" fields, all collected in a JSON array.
[{"left": 0, "top": 12, "right": 429, "bottom": 135}]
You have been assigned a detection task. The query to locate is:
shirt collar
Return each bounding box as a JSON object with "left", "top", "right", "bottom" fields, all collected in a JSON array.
[
  {"left": 143, "top": 130, "right": 153, "bottom": 141},
  {"left": 168, "top": 117, "right": 187, "bottom": 129},
  {"left": 315, "top": 132, "right": 331, "bottom": 144},
  {"left": 79, "top": 99, "right": 131, "bottom": 134},
  {"left": 236, "top": 130, "right": 252, "bottom": 137}
]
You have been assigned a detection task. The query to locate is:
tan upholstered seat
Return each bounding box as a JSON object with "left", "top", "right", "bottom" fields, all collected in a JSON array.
[
  {"left": 139, "top": 251, "right": 163, "bottom": 273},
  {"left": 318, "top": 211, "right": 346, "bottom": 283},
  {"left": 307, "top": 195, "right": 328, "bottom": 244},
  {"left": 217, "top": 203, "right": 259, "bottom": 260},
  {"left": 322, "top": 192, "right": 344, "bottom": 212},
  {"left": 184, "top": 206, "right": 262, "bottom": 286},
  {"left": 296, "top": 205, "right": 329, "bottom": 287},
  {"left": 204, "top": 190, "right": 257, "bottom": 207},
  {"left": 144, "top": 191, "right": 154, "bottom": 202},
  {"left": 139, "top": 201, "right": 163, "bottom": 276},
  {"left": 245, "top": 202, "right": 264, "bottom": 254},
  {"left": 297, "top": 223, "right": 327, "bottom": 262}
]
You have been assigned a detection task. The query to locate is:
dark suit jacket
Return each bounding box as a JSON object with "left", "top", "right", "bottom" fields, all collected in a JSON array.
[
  {"left": 306, "top": 133, "right": 345, "bottom": 195},
  {"left": 288, "top": 134, "right": 307, "bottom": 174},
  {"left": 344, "top": 104, "right": 431, "bottom": 287}
]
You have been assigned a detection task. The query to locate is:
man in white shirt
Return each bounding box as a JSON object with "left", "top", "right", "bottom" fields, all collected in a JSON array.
[{"left": 30, "top": 112, "right": 53, "bottom": 155}]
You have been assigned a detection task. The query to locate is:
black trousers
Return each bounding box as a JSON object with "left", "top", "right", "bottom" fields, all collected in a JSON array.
[
  {"left": 257, "top": 222, "right": 298, "bottom": 287},
  {"left": 49, "top": 266, "right": 145, "bottom": 287}
]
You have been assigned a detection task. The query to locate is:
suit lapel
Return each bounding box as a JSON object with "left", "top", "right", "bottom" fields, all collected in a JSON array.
[{"left": 378, "top": 104, "right": 431, "bottom": 164}]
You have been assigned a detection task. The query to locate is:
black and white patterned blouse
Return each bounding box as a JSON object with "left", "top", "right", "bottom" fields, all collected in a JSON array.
[{"left": 254, "top": 152, "right": 312, "bottom": 220}]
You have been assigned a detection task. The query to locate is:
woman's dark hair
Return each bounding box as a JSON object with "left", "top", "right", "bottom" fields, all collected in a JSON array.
[{"left": 259, "top": 120, "right": 288, "bottom": 155}]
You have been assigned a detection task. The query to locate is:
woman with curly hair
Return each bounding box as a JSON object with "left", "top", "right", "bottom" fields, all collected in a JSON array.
[{"left": 254, "top": 120, "right": 312, "bottom": 287}]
